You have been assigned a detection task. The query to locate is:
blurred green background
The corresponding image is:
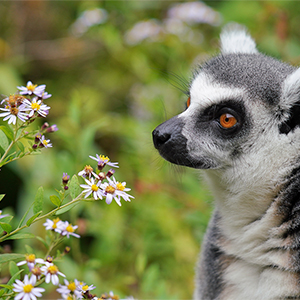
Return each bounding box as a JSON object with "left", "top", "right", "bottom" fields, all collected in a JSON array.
[{"left": 1, "top": 1, "right": 300, "bottom": 299}]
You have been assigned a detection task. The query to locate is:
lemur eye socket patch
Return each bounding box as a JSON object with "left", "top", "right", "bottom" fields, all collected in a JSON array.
[{"left": 219, "top": 113, "right": 237, "bottom": 128}]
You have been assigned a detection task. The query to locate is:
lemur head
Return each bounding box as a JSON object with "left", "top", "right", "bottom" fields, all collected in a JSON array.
[{"left": 153, "top": 24, "right": 300, "bottom": 193}]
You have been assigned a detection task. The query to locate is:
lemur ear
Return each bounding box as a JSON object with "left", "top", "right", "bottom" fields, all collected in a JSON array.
[
  {"left": 220, "top": 23, "right": 258, "bottom": 54},
  {"left": 279, "top": 68, "right": 300, "bottom": 134}
]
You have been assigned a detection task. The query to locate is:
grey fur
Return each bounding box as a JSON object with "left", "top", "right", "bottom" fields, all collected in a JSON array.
[{"left": 153, "top": 25, "right": 300, "bottom": 299}]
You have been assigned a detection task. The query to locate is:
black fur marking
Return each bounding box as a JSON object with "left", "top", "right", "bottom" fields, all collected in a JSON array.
[
  {"left": 197, "top": 211, "right": 224, "bottom": 299},
  {"left": 279, "top": 102, "right": 300, "bottom": 134}
]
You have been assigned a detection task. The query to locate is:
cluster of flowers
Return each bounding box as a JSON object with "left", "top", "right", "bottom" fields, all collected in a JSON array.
[
  {"left": 0, "top": 81, "right": 57, "bottom": 148},
  {"left": 14, "top": 255, "right": 121, "bottom": 300},
  {"left": 77, "top": 154, "right": 134, "bottom": 206},
  {"left": 43, "top": 218, "right": 80, "bottom": 238}
]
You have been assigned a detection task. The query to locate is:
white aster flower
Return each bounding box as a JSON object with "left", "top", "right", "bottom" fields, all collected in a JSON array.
[
  {"left": 78, "top": 165, "right": 98, "bottom": 179},
  {"left": 43, "top": 218, "right": 63, "bottom": 233},
  {"left": 17, "top": 81, "right": 46, "bottom": 97},
  {"left": 0, "top": 103, "right": 28, "bottom": 125},
  {"left": 58, "top": 221, "right": 80, "bottom": 239},
  {"left": 0, "top": 210, "right": 9, "bottom": 219},
  {"left": 100, "top": 177, "right": 134, "bottom": 206},
  {"left": 40, "top": 262, "right": 66, "bottom": 285},
  {"left": 80, "top": 177, "right": 104, "bottom": 200},
  {"left": 57, "top": 279, "right": 83, "bottom": 299},
  {"left": 13, "top": 274, "right": 45, "bottom": 300},
  {"left": 17, "top": 254, "right": 45, "bottom": 271},
  {"left": 39, "top": 135, "right": 52, "bottom": 148},
  {"left": 89, "top": 154, "right": 119, "bottom": 169},
  {"left": 23, "top": 98, "right": 50, "bottom": 118}
]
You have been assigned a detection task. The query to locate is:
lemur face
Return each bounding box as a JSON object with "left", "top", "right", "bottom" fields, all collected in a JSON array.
[{"left": 153, "top": 25, "right": 300, "bottom": 172}]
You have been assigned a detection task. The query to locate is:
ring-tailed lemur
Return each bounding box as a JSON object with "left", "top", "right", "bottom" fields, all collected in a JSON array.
[{"left": 152, "top": 24, "right": 300, "bottom": 300}]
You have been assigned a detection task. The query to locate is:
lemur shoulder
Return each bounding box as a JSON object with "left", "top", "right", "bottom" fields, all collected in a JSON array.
[{"left": 153, "top": 24, "right": 300, "bottom": 300}]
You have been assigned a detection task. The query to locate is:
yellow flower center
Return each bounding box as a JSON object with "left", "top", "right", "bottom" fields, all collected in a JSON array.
[
  {"left": 105, "top": 185, "right": 115, "bottom": 194},
  {"left": 67, "top": 282, "right": 76, "bottom": 292},
  {"left": 66, "top": 295, "right": 74, "bottom": 300},
  {"left": 84, "top": 165, "right": 94, "bottom": 174},
  {"left": 10, "top": 107, "right": 19, "bottom": 115},
  {"left": 116, "top": 182, "right": 125, "bottom": 191},
  {"left": 48, "top": 265, "right": 58, "bottom": 274},
  {"left": 91, "top": 184, "right": 99, "bottom": 192},
  {"left": 99, "top": 155, "right": 109, "bottom": 162},
  {"left": 31, "top": 102, "right": 41, "bottom": 110},
  {"left": 66, "top": 224, "right": 74, "bottom": 233},
  {"left": 23, "top": 284, "right": 33, "bottom": 293},
  {"left": 26, "top": 254, "right": 36, "bottom": 263},
  {"left": 42, "top": 140, "right": 48, "bottom": 146},
  {"left": 82, "top": 285, "right": 89, "bottom": 291},
  {"left": 52, "top": 217, "right": 60, "bottom": 229},
  {"left": 27, "top": 83, "right": 37, "bottom": 92}
]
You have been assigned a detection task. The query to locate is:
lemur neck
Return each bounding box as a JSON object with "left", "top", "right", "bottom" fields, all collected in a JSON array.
[{"left": 204, "top": 165, "right": 300, "bottom": 271}]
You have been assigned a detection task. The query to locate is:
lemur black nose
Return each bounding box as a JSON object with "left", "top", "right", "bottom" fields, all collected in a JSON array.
[{"left": 152, "top": 128, "right": 171, "bottom": 149}]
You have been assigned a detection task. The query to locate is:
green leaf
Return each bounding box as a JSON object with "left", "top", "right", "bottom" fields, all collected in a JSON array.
[
  {"left": 0, "top": 194, "right": 5, "bottom": 201},
  {"left": 69, "top": 175, "right": 81, "bottom": 199},
  {"left": 0, "top": 125, "right": 14, "bottom": 141},
  {"left": 50, "top": 195, "right": 61, "bottom": 207},
  {"left": 55, "top": 202, "right": 79, "bottom": 216},
  {"left": 33, "top": 186, "right": 44, "bottom": 214},
  {"left": 0, "top": 129, "right": 9, "bottom": 151},
  {"left": 26, "top": 211, "right": 42, "bottom": 226},
  {"left": 6, "top": 269, "right": 23, "bottom": 286},
  {"left": 16, "top": 141, "right": 25, "bottom": 152},
  {"left": 0, "top": 284, "right": 13, "bottom": 289},
  {"left": 2, "top": 232, "right": 35, "bottom": 241},
  {"left": 9, "top": 261, "right": 19, "bottom": 278},
  {"left": 0, "top": 222, "right": 12, "bottom": 233},
  {"left": 0, "top": 253, "right": 24, "bottom": 264}
]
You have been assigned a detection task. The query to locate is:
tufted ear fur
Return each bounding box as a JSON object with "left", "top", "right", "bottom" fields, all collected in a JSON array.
[
  {"left": 220, "top": 23, "right": 258, "bottom": 54},
  {"left": 279, "top": 68, "right": 300, "bottom": 134}
]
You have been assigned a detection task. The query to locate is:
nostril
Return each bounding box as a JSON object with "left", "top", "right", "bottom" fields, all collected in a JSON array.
[{"left": 152, "top": 129, "right": 171, "bottom": 149}]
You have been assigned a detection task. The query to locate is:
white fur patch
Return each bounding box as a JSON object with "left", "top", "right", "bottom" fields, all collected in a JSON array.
[{"left": 220, "top": 23, "right": 258, "bottom": 55}]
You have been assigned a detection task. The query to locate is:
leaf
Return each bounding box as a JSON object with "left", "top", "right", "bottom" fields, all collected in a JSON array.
[
  {"left": 0, "top": 284, "right": 13, "bottom": 289},
  {"left": 55, "top": 202, "right": 79, "bottom": 216},
  {"left": 9, "top": 261, "right": 19, "bottom": 278},
  {"left": 0, "top": 253, "right": 24, "bottom": 264},
  {"left": 0, "top": 194, "right": 5, "bottom": 201},
  {"left": 50, "top": 195, "right": 61, "bottom": 207},
  {"left": 0, "top": 222, "right": 12, "bottom": 233},
  {"left": 0, "top": 129, "right": 9, "bottom": 152},
  {"left": 69, "top": 175, "right": 81, "bottom": 199},
  {"left": 6, "top": 269, "right": 23, "bottom": 286},
  {"left": 33, "top": 186, "right": 44, "bottom": 214},
  {"left": 0, "top": 125, "right": 14, "bottom": 141},
  {"left": 16, "top": 141, "right": 25, "bottom": 152},
  {"left": 26, "top": 211, "right": 42, "bottom": 226},
  {"left": 2, "top": 232, "right": 35, "bottom": 241}
]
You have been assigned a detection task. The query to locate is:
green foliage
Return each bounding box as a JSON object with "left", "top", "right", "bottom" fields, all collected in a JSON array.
[{"left": 0, "top": 1, "right": 299, "bottom": 299}]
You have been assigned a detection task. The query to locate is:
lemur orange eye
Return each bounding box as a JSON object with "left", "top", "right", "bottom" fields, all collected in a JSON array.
[
  {"left": 219, "top": 113, "right": 237, "bottom": 128},
  {"left": 187, "top": 97, "right": 191, "bottom": 108}
]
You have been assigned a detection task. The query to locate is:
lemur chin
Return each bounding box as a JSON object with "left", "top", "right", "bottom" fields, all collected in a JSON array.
[{"left": 152, "top": 23, "right": 300, "bottom": 300}]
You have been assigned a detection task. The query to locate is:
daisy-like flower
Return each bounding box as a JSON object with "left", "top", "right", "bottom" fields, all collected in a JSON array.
[
  {"left": 80, "top": 177, "right": 105, "bottom": 200},
  {"left": 40, "top": 91, "right": 52, "bottom": 100},
  {"left": 17, "top": 254, "right": 45, "bottom": 271},
  {"left": 89, "top": 154, "right": 119, "bottom": 170},
  {"left": 0, "top": 103, "right": 28, "bottom": 125},
  {"left": 0, "top": 210, "right": 9, "bottom": 219},
  {"left": 78, "top": 165, "right": 98, "bottom": 178},
  {"left": 40, "top": 261, "right": 66, "bottom": 285},
  {"left": 101, "top": 177, "right": 134, "bottom": 206},
  {"left": 58, "top": 221, "right": 80, "bottom": 239},
  {"left": 39, "top": 135, "right": 52, "bottom": 148},
  {"left": 77, "top": 283, "right": 96, "bottom": 294},
  {"left": 23, "top": 98, "right": 50, "bottom": 118},
  {"left": 43, "top": 218, "right": 63, "bottom": 233},
  {"left": 13, "top": 274, "right": 45, "bottom": 300},
  {"left": 57, "top": 279, "right": 83, "bottom": 299},
  {"left": 17, "top": 81, "right": 46, "bottom": 97},
  {"left": 30, "top": 265, "right": 43, "bottom": 281}
]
